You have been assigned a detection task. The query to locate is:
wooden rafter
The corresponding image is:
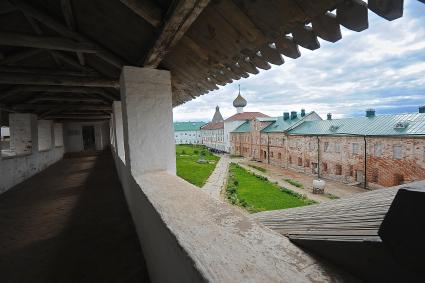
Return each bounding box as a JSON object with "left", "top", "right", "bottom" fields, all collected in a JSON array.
[
  {"left": 0, "top": 73, "right": 119, "bottom": 88},
  {"left": 143, "top": 0, "right": 210, "bottom": 67},
  {"left": 119, "top": 0, "right": 162, "bottom": 28},
  {"left": 0, "top": 66, "right": 98, "bottom": 77},
  {"left": 0, "top": 85, "right": 116, "bottom": 101},
  {"left": 22, "top": 12, "right": 63, "bottom": 66},
  {"left": 0, "top": 32, "right": 100, "bottom": 53},
  {"left": 13, "top": 104, "right": 112, "bottom": 111},
  {"left": 61, "top": 0, "right": 85, "bottom": 65},
  {"left": 10, "top": 0, "right": 126, "bottom": 68},
  {"left": 0, "top": 49, "right": 43, "bottom": 65}
]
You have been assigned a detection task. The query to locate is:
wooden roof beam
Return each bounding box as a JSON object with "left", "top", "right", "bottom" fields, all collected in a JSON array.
[
  {"left": 28, "top": 96, "right": 108, "bottom": 104},
  {"left": 0, "top": 73, "right": 119, "bottom": 88},
  {"left": 10, "top": 0, "right": 126, "bottom": 68},
  {"left": 0, "top": 1, "right": 15, "bottom": 15},
  {"left": 119, "top": 0, "right": 163, "bottom": 28},
  {"left": 22, "top": 12, "right": 62, "bottom": 66},
  {"left": 12, "top": 104, "right": 112, "bottom": 111},
  {"left": 0, "top": 66, "right": 98, "bottom": 77},
  {"left": 143, "top": 0, "right": 211, "bottom": 67},
  {"left": 45, "top": 115, "right": 111, "bottom": 120},
  {"left": 61, "top": 0, "right": 85, "bottom": 65},
  {"left": 0, "top": 49, "right": 43, "bottom": 65},
  {"left": 0, "top": 85, "right": 116, "bottom": 101},
  {"left": 0, "top": 32, "right": 100, "bottom": 53},
  {"left": 368, "top": 0, "right": 403, "bottom": 21},
  {"left": 312, "top": 12, "right": 342, "bottom": 43},
  {"left": 336, "top": 0, "right": 369, "bottom": 32}
]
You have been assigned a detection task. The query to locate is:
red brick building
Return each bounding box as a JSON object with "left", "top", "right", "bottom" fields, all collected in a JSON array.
[{"left": 231, "top": 109, "right": 425, "bottom": 188}]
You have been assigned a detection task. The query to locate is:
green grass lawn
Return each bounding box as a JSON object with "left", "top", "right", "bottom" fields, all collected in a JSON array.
[
  {"left": 226, "top": 163, "right": 315, "bottom": 213},
  {"left": 176, "top": 144, "right": 219, "bottom": 187}
]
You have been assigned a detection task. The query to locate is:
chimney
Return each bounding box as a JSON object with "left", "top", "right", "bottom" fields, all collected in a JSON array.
[
  {"left": 419, "top": 106, "right": 425, "bottom": 113},
  {"left": 327, "top": 113, "right": 332, "bottom": 120},
  {"left": 283, "top": 112, "right": 290, "bottom": 120},
  {"left": 301, "top": 109, "right": 306, "bottom": 117},
  {"left": 291, "top": 111, "right": 297, "bottom": 120},
  {"left": 366, "top": 108, "right": 375, "bottom": 118}
]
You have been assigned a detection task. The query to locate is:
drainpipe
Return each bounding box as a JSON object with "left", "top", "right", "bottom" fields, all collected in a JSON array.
[
  {"left": 267, "top": 134, "right": 270, "bottom": 164},
  {"left": 239, "top": 134, "right": 242, "bottom": 156},
  {"left": 317, "top": 136, "right": 320, "bottom": 179},
  {"left": 364, "top": 136, "right": 367, "bottom": 190},
  {"left": 250, "top": 133, "right": 253, "bottom": 157},
  {"left": 285, "top": 136, "right": 289, "bottom": 169}
]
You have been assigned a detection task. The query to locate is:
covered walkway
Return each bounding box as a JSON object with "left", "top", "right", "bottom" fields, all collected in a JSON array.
[{"left": 0, "top": 150, "right": 149, "bottom": 283}]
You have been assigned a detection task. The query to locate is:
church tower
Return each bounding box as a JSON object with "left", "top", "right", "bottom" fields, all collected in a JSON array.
[
  {"left": 233, "top": 85, "right": 247, "bottom": 114},
  {"left": 212, "top": 105, "right": 224, "bottom": 123}
]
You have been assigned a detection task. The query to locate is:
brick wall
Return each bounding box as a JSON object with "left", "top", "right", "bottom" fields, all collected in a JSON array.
[{"left": 230, "top": 130, "right": 425, "bottom": 188}]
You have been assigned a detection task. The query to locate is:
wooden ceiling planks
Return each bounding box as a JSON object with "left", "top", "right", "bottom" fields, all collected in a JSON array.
[{"left": 0, "top": 0, "right": 418, "bottom": 117}]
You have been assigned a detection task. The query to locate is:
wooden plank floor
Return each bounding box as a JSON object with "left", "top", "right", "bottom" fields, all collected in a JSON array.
[{"left": 0, "top": 150, "right": 150, "bottom": 283}]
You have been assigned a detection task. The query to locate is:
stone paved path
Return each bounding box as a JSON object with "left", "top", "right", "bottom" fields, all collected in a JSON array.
[
  {"left": 0, "top": 151, "right": 150, "bottom": 283},
  {"left": 202, "top": 155, "right": 230, "bottom": 200}
]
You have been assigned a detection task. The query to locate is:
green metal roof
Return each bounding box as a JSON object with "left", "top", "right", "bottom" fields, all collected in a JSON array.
[
  {"left": 261, "top": 114, "right": 311, "bottom": 133},
  {"left": 173, "top": 121, "right": 206, "bottom": 131},
  {"left": 232, "top": 121, "right": 251, "bottom": 133},
  {"left": 288, "top": 113, "right": 425, "bottom": 136},
  {"left": 257, "top": 117, "right": 277, "bottom": 122}
]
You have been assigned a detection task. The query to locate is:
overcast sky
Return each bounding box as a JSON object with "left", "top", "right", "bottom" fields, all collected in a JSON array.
[{"left": 173, "top": 1, "right": 425, "bottom": 122}]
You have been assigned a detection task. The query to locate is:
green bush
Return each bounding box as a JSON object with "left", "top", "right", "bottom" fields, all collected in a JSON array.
[
  {"left": 284, "top": 178, "right": 304, "bottom": 188},
  {"left": 248, "top": 164, "right": 267, "bottom": 173},
  {"left": 181, "top": 150, "right": 186, "bottom": 155},
  {"left": 233, "top": 180, "right": 239, "bottom": 186},
  {"left": 194, "top": 150, "right": 199, "bottom": 154}
]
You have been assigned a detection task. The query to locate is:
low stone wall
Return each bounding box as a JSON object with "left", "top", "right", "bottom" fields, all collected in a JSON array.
[
  {"left": 111, "top": 149, "right": 353, "bottom": 282},
  {"left": 0, "top": 147, "right": 64, "bottom": 194}
]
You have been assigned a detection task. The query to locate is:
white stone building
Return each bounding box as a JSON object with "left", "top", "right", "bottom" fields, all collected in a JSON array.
[
  {"left": 201, "top": 91, "right": 268, "bottom": 153},
  {"left": 223, "top": 90, "right": 268, "bottom": 152},
  {"left": 173, "top": 121, "right": 205, "bottom": 144}
]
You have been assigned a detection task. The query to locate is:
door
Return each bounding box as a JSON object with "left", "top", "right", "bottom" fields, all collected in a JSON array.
[
  {"left": 356, "top": 170, "right": 364, "bottom": 183},
  {"left": 82, "top": 126, "right": 96, "bottom": 151}
]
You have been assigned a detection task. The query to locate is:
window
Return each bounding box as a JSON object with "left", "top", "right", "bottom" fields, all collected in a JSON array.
[
  {"left": 393, "top": 173, "right": 404, "bottom": 186},
  {"left": 309, "top": 141, "right": 315, "bottom": 151},
  {"left": 371, "top": 168, "right": 379, "bottom": 183},
  {"left": 278, "top": 153, "right": 282, "bottom": 160},
  {"left": 335, "top": 164, "right": 342, "bottom": 175},
  {"left": 271, "top": 151, "right": 274, "bottom": 158},
  {"left": 322, "top": 162, "right": 328, "bottom": 172},
  {"left": 305, "top": 158, "right": 310, "bottom": 167},
  {"left": 335, "top": 143, "right": 341, "bottom": 153},
  {"left": 324, "top": 142, "right": 330, "bottom": 152},
  {"left": 374, "top": 143, "right": 382, "bottom": 157},
  {"left": 393, "top": 145, "right": 403, "bottom": 160},
  {"left": 289, "top": 156, "right": 292, "bottom": 164},
  {"left": 298, "top": 157, "right": 302, "bottom": 166},
  {"left": 352, "top": 143, "right": 359, "bottom": 155}
]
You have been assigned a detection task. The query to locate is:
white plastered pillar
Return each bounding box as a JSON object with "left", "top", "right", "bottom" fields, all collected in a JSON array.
[
  {"left": 9, "top": 113, "right": 38, "bottom": 155},
  {"left": 37, "top": 119, "right": 53, "bottom": 151},
  {"left": 120, "top": 66, "right": 176, "bottom": 176},
  {"left": 112, "top": 101, "right": 126, "bottom": 163}
]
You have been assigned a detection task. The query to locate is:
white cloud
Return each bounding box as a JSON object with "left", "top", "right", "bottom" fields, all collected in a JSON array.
[{"left": 173, "top": 2, "right": 425, "bottom": 121}]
